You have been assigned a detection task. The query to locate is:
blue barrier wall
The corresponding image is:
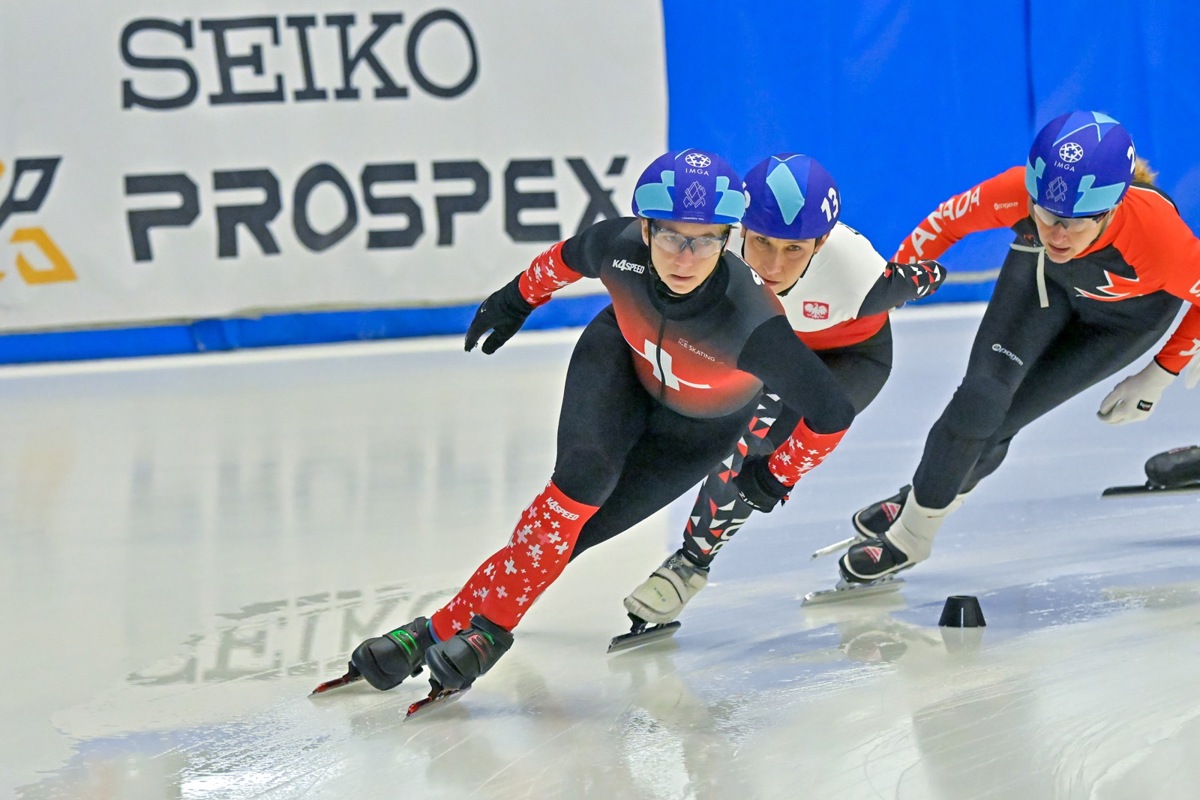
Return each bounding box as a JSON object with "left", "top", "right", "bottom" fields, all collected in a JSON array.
[{"left": 664, "top": 0, "right": 1200, "bottom": 276}]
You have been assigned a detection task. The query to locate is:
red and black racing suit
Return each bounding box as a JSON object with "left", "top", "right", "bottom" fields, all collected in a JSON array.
[{"left": 431, "top": 218, "right": 854, "bottom": 637}]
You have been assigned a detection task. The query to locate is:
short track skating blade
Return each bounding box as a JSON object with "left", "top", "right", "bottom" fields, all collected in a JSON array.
[
  {"left": 1102, "top": 481, "right": 1200, "bottom": 498},
  {"left": 810, "top": 534, "right": 862, "bottom": 560},
  {"left": 802, "top": 577, "right": 905, "bottom": 606},
  {"left": 607, "top": 620, "right": 681, "bottom": 653},
  {"left": 406, "top": 683, "right": 470, "bottom": 718},
  {"left": 310, "top": 664, "right": 362, "bottom": 695}
]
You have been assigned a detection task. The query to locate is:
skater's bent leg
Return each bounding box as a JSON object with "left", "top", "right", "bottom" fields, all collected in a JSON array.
[
  {"left": 431, "top": 480, "right": 599, "bottom": 640},
  {"left": 552, "top": 307, "right": 649, "bottom": 504},
  {"left": 569, "top": 399, "right": 755, "bottom": 560},
  {"left": 911, "top": 375, "right": 1016, "bottom": 509},
  {"left": 680, "top": 393, "right": 784, "bottom": 566}
]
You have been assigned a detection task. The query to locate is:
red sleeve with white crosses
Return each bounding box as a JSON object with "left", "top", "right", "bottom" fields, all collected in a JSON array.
[
  {"left": 515, "top": 242, "right": 585, "bottom": 306},
  {"left": 766, "top": 417, "right": 847, "bottom": 486}
]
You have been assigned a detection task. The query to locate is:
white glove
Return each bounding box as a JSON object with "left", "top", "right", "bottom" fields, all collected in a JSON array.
[
  {"left": 1185, "top": 356, "right": 1200, "bottom": 389},
  {"left": 1097, "top": 361, "right": 1176, "bottom": 424}
]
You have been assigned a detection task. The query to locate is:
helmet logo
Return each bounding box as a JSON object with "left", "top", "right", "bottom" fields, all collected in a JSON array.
[
  {"left": 1046, "top": 176, "right": 1069, "bottom": 204},
  {"left": 684, "top": 153, "right": 712, "bottom": 169},
  {"left": 1058, "top": 142, "right": 1084, "bottom": 163},
  {"left": 765, "top": 162, "right": 805, "bottom": 225},
  {"left": 683, "top": 181, "right": 707, "bottom": 209}
]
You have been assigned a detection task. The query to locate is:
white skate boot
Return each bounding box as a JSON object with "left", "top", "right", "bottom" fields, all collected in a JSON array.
[{"left": 623, "top": 549, "right": 710, "bottom": 625}]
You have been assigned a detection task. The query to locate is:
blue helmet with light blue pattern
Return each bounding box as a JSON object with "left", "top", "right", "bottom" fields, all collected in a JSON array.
[
  {"left": 1025, "top": 111, "right": 1136, "bottom": 218},
  {"left": 631, "top": 149, "right": 745, "bottom": 225},
  {"left": 740, "top": 154, "right": 840, "bottom": 240}
]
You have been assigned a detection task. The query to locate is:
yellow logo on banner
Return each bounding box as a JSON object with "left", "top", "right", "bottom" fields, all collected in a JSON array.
[{"left": 0, "top": 158, "right": 76, "bottom": 285}]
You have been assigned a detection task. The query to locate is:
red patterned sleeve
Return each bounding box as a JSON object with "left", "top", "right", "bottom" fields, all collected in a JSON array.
[
  {"left": 515, "top": 242, "right": 585, "bottom": 306},
  {"left": 893, "top": 166, "right": 1030, "bottom": 262}
]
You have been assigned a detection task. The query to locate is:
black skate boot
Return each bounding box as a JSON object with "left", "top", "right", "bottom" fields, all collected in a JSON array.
[
  {"left": 424, "top": 614, "right": 514, "bottom": 690},
  {"left": 851, "top": 485, "right": 910, "bottom": 537},
  {"left": 350, "top": 616, "right": 436, "bottom": 691},
  {"left": 838, "top": 535, "right": 912, "bottom": 583}
]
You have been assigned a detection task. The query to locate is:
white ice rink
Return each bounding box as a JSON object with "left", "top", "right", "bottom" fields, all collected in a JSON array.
[{"left": 4, "top": 304, "right": 1200, "bottom": 800}]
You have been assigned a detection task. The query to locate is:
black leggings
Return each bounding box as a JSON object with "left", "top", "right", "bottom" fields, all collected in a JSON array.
[
  {"left": 567, "top": 318, "right": 894, "bottom": 563},
  {"left": 912, "top": 243, "right": 1182, "bottom": 508},
  {"left": 554, "top": 307, "right": 758, "bottom": 553}
]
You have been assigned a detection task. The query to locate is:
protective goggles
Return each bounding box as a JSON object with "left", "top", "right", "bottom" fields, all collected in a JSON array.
[
  {"left": 648, "top": 221, "right": 728, "bottom": 258},
  {"left": 1030, "top": 203, "right": 1109, "bottom": 231}
]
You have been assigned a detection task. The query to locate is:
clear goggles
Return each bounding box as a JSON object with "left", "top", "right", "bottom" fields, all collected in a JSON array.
[{"left": 649, "top": 221, "right": 728, "bottom": 258}]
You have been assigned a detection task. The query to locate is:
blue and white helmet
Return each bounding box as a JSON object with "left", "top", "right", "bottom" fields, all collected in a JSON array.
[
  {"left": 1025, "top": 111, "right": 1136, "bottom": 217},
  {"left": 632, "top": 149, "right": 746, "bottom": 225},
  {"left": 741, "top": 153, "right": 840, "bottom": 240}
]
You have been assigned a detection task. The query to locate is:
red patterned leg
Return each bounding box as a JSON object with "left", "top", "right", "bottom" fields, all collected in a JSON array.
[{"left": 431, "top": 481, "right": 598, "bottom": 639}]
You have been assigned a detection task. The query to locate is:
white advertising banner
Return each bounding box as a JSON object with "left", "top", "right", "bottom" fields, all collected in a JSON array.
[{"left": 0, "top": 2, "right": 667, "bottom": 333}]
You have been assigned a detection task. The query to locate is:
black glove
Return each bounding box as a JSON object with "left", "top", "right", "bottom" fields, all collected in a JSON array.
[
  {"left": 733, "top": 454, "right": 792, "bottom": 512},
  {"left": 464, "top": 275, "right": 536, "bottom": 354}
]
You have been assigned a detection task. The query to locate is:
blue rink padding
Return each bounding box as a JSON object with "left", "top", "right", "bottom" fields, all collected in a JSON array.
[
  {"left": 0, "top": 294, "right": 620, "bottom": 365},
  {"left": 0, "top": 278, "right": 994, "bottom": 365}
]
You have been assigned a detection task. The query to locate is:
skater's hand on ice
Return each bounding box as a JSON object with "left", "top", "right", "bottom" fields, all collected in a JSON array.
[
  {"left": 1097, "top": 360, "right": 1176, "bottom": 425},
  {"left": 464, "top": 275, "right": 536, "bottom": 354},
  {"left": 733, "top": 455, "right": 792, "bottom": 512}
]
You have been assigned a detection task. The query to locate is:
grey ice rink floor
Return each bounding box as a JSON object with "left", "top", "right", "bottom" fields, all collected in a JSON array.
[{"left": 3, "top": 303, "right": 1199, "bottom": 799}]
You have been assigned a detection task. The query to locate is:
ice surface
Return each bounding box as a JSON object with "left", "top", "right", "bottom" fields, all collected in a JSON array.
[{"left": 3, "top": 304, "right": 1199, "bottom": 799}]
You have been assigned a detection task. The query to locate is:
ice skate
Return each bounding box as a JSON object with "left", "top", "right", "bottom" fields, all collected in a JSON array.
[
  {"left": 424, "top": 614, "right": 514, "bottom": 690},
  {"left": 343, "top": 616, "right": 436, "bottom": 692},
  {"left": 838, "top": 534, "right": 913, "bottom": 584},
  {"left": 851, "top": 485, "right": 910, "bottom": 537},
  {"left": 842, "top": 489, "right": 962, "bottom": 582},
  {"left": 405, "top": 681, "right": 472, "bottom": 718},
  {"left": 801, "top": 572, "right": 907, "bottom": 605},
  {"left": 622, "top": 548, "right": 710, "bottom": 625},
  {"left": 607, "top": 614, "right": 682, "bottom": 653},
  {"left": 809, "top": 531, "right": 868, "bottom": 560},
  {"left": 1103, "top": 445, "right": 1200, "bottom": 497}
]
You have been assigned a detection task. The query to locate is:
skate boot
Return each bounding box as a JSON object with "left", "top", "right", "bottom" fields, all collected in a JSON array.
[
  {"left": 623, "top": 549, "right": 710, "bottom": 625},
  {"left": 838, "top": 535, "right": 913, "bottom": 583},
  {"left": 350, "top": 616, "right": 436, "bottom": 691},
  {"left": 424, "top": 614, "right": 514, "bottom": 690},
  {"left": 851, "top": 485, "right": 910, "bottom": 537},
  {"left": 840, "top": 491, "right": 959, "bottom": 583}
]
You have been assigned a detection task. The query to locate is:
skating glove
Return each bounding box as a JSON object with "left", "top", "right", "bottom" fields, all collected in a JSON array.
[
  {"left": 464, "top": 275, "right": 536, "bottom": 354},
  {"left": 1097, "top": 360, "right": 1176, "bottom": 425},
  {"left": 733, "top": 454, "right": 792, "bottom": 512}
]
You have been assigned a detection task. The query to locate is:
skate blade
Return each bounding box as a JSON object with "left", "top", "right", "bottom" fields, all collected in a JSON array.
[
  {"left": 801, "top": 576, "right": 905, "bottom": 606},
  {"left": 1102, "top": 481, "right": 1200, "bottom": 498},
  {"left": 309, "top": 665, "right": 362, "bottom": 695},
  {"left": 607, "top": 621, "right": 681, "bottom": 653},
  {"left": 810, "top": 534, "right": 863, "bottom": 560},
  {"left": 405, "top": 683, "right": 470, "bottom": 718}
]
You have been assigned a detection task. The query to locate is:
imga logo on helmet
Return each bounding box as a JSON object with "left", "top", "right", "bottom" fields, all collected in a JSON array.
[{"left": 0, "top": 158, "right": 76, "bottom": 285}]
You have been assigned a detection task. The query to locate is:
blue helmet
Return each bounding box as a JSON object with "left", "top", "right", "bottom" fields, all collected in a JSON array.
[
  {"left": 1025, "top": 111, "right": 1136, "bottom": 217},
  {"left": 741, "top": 154, "right": 840, "bottom": 240},
  {"left": 631, "top": 149, "right": 745, "bottom": 225}
]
